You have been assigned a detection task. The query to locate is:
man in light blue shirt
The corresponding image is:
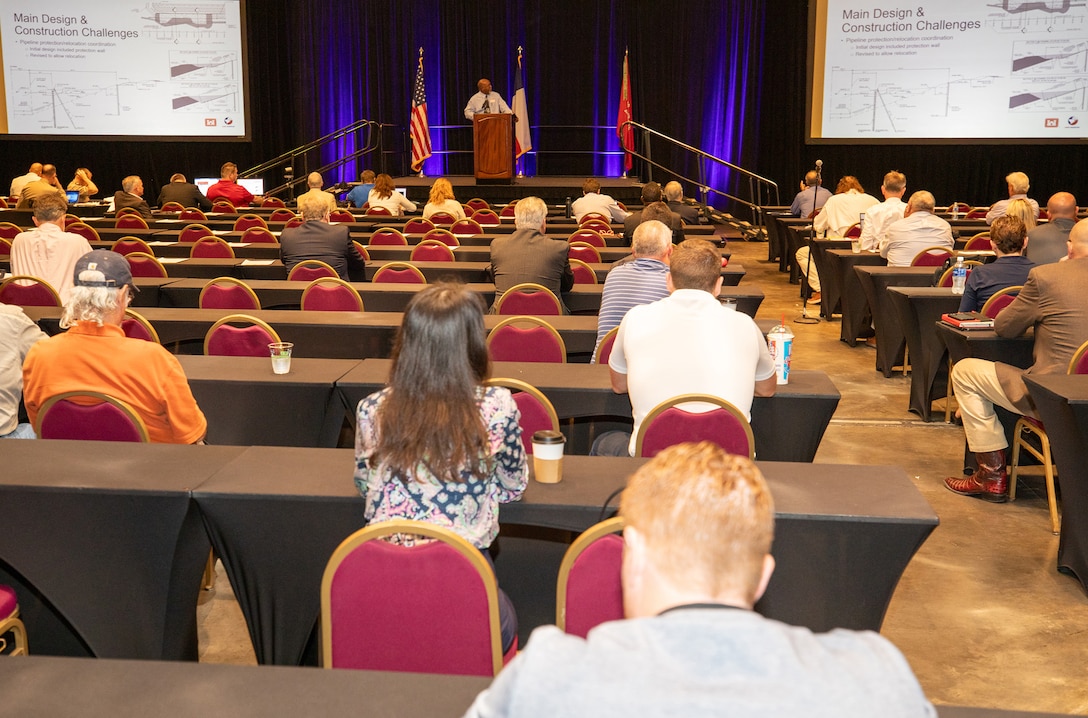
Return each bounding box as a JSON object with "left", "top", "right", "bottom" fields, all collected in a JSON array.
[
  {"left": 464, "top": 79, "right": 512, "bottom": 119},
  {"left": 344, "top": 170, "right": 375, "bottom": 208}
]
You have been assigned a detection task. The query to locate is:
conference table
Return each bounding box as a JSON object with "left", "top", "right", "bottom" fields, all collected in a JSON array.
[
  {"left": 854, "top": 266, "right": 937, "bottom": 377},
  {"left": 825, "top": 249, "right": 885, "bottom": 342},
  {"left": 886, "top": 287, "right": 962, "bottom": 420}
]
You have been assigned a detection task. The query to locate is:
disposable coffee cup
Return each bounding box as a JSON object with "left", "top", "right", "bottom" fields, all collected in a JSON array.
[
  {"left": 269, "top": 342, "right": 294, "bottom": 374},
  {"left": 720, "top": 297, "right": 738, "bottom": 311},
  {"left": 531, "top": 430, "right": 565, "bottom": 484},
  {"left": 851, "top": 238, "right": 861, "bottom": 253}
]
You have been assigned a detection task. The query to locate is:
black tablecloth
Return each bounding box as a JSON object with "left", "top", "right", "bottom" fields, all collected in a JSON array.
[
  {"left": 826, "top": 250, "right": 885, "bottom": 344},
  {"left": 886, "top": 287, "right": 961, "bottom": 421},
  {"left": 809, "top": 238, "right": 854, "bottom": 318},
  {"left": 855, "top": 266, "right": 936, "bottom": 377}
]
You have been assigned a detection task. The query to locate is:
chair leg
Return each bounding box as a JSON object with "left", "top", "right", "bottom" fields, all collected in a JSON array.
[
  {"left": 202, "top": 550, "right": 216, "bottom": 591},
  {"left": 1039, "top": 432, "right": 1060, "bottom": 535},
  {"left": 944, "top": 359, "right": 955, "bottom": 423},
  {"left": 0, "top": 613, "right": 28, "bottom": 655},
  {"left": 1008, "top": 429, "right": 1021, "bottom": 502}
]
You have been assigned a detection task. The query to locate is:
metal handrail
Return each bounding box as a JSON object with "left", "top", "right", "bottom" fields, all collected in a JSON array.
[{"left": 618, "top": 120, "right": 779, "bottom": 226}]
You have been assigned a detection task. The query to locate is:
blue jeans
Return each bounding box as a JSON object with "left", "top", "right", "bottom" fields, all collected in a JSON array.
[
  {"left": 480, "top": 550, "right": 518, "bottom": 653},
  {"left": 0, "top": 423, "right": 36, "bottom": 439},
  {"left": 590, "top": 430, "right": 633, "bottom": 457}
]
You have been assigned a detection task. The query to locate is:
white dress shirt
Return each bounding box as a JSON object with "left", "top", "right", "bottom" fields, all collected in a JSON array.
[
  {"left": 881, "top": 211, "right": 954, "bottom": 266},
  {"left": 860, "top": 196, "right": 906, "bottom": 252},
  {"left": 813, "top": 189, "right": 879, "bottom": 237},
  {"left": 464, "top": 91, "right": 512, "bottom": 120}
]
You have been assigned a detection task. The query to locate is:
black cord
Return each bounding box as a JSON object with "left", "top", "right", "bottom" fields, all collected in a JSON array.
[{"left": 598, "top": 486, "right": 625, "bottom": 523}]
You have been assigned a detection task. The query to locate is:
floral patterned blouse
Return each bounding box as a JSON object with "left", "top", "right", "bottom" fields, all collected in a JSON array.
[{"left": 354, "top": 385, "right": 528, "bottom": 549}]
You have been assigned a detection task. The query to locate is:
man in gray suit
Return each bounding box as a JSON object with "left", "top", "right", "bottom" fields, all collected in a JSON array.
[
  {"left": 489, "top": 196, "right": 573, "bottom": 313},
  {"left": 946, "top": 218, "right": 1088, "bottom": 502},
  {"left": 1025, "top": 192, "right": 1078, "bottom": 266}
]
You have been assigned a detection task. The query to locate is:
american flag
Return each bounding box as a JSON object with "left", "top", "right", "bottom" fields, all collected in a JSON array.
[
  {"left": 410, "top": 50, "right": 432, "bottom": 172},
  {"left": 617, "top": 49, "right": 633, "bottom": 172}
]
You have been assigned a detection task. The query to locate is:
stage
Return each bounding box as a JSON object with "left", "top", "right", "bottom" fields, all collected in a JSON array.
[{"left": 382, "top": 175, "right": 645, "bottom": 205}]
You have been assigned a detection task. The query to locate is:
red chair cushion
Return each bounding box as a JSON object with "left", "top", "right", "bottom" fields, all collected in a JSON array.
[
  {"left": 39, "top": 400, "right": 144, "bottom": 442},
  {"left": 564, "top": 535, "right": 624, "bottom": 638},
  {"left": 206, "top": 324, "right": 275, "bottom": 356},
  {"left": 640, "top": 406, "right": 751, "bottom": 458},
  {"left": 0, "top": 585, "right": 18, "bottom": 618},
  {"left": 498, "top": 292, "right": 559, "bottom": 315},
  {"left": 489, "top": 326, "right": 564, "bottom": 363}
]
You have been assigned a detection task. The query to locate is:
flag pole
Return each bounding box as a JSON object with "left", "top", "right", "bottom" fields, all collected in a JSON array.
[{"left": 417, "top": 47, "right": 425, "bottom": 177}]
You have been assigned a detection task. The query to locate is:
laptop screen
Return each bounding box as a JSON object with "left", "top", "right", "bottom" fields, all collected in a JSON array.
[{"left": 66, "top": 190, "right": 81, "bottom": 204}]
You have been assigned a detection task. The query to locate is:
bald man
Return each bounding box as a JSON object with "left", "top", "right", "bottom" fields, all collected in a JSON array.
[
  {"left": 296, "top": 171, "right": 336, "bottom": 214},
  {"left": 10, "top": 163, "right": 43, "bottom": 197},
  {"left": 1025, "top": 192, "right": 1078, "bottom": 266}
]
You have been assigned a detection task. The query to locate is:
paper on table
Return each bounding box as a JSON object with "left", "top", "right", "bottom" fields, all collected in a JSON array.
[
  {"left": 212, "top": 230, "right": 230, "bottom": 235},
  {"left": 241, "top": 259, "right": 276, "bottom": 266},
  {"left": 148, "top": 241, "right": 174, "bottom": 246},
  {"left": 157, "top": 256, "right": 185, "bottom": 263},
  {"left": 156, "top": 219, "right": 184, "bottom": 223},
  {"left": 228, "top": 243, "right": 251, "bottom": 247}
]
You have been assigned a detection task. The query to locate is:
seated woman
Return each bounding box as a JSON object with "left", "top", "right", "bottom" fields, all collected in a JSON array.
[
  {"left": 422, "top": 177, "right": 467, "bottom": 221},
  {"left": 366, "top": 173, "right": 417, "bottom": 216},
  {"left": 354, "top": 282, "right": 527, "bottom": 651}
]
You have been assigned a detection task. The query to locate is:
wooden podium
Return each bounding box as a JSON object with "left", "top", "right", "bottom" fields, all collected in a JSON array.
[{"left": 473, "top": 113, "right": 514, "bottom": 181}]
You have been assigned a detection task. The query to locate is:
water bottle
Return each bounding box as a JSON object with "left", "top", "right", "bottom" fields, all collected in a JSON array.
[
  {"left": 565, "top": 197, "right": 572, "bottom": 219},
  {"left": 853, "top": 212, "right": 865, "bottom": 253},
  {"left": 951, "top": 204, "right": 960, "bottom": 220},
  {"left": 767, "top": 319, "right": 794, "bottom": 385},
  {"left": 951, "top": 256, "right": 966, "bottom": 295}
]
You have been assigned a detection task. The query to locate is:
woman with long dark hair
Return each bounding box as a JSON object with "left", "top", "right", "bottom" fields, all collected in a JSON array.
[
  {"left": 354, "top": 282, "right": 527, "bottom": 650},
  {"left": 366, "top": 173, "right": 417, "bottom": 216}
]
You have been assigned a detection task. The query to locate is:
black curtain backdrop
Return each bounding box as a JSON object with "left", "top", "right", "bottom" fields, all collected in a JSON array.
[{"left": 1, "top": 0, "right": 1084, "bottom": 209}]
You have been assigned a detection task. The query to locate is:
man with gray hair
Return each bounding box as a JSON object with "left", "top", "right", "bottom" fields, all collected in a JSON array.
[
  {"left": 10, "top": 192, "right": 93, "bottom": 304},
  {"left": 664, "top": 181, "right": 700, "bottom": 225},
  {"left": 1026, "top": 192, "right": 1078, "bottom": 266},
  {"left": 488, "top": 196, "right": 574, "bottom": 313},
  {"left": 858, "top": 171, "right": 907, "bottom": 252},
  {"left": 592, "top": 219, "right": 673, "bottom": 362},
  {"left": 279, "top": 192, "right": 366, "bottom": 281},
  {"left": 986, "top": 171, "right": 1039, "bottom": 225},
  {"left": 297, "top": 171, "right": 337, "bottom": 214},
  {"left": 22, "top": 250, "right": 207, "bottom": 444},
  {"left": 112, "top": 175, "right": 153, "bottom": 219},
  {"left": 880, "top": 191, "right": 953, "bottom": 267}
]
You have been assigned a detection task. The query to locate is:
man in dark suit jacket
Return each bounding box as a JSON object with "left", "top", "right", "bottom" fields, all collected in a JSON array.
[
  {"left": 279, "top": 192, "right": 367, "bottom": 281},
  {"left": 623, "top": 182, "right": 684, "bottom": 244},
  {"left": 157, "top": 173, "right": 213, "bottom": 210},
  {"left": 112, "top": 176, "right": 153, "bottom": 219},
  {"left": 946, "top": 217, "right": 1088, "bottom": 502},
  {"left": 664, "top": 181, "right": 701, "bottom": 225},
  {"left": 489, "top": 196, "right": 574, "bottom": 313}
]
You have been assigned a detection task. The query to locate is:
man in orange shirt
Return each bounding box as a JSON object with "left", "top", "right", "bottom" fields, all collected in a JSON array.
[{"left": 22, "top": 250, "right": 207, "bottom": 444}]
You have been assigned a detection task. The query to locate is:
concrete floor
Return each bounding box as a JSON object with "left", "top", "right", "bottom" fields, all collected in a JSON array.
[{"left": 196, "top": 234, "right": 1088, "bottom": 714}]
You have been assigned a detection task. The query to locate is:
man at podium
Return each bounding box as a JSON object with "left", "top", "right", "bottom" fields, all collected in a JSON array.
[{"left": 464, "top": 78, "right": 512, "bottom": 119}]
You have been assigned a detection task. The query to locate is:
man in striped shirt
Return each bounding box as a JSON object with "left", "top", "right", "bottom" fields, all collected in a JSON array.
[{"left": 592, "top": 220, "right": 672, "bottom": 362}]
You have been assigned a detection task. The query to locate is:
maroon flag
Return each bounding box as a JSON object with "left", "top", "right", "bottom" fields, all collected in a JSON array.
[
  {"left": 617, "top": 50, "right": 633, "bottom": 172},
  {"left": 410, "top": 49, "right": 432, "bottom": 172}
]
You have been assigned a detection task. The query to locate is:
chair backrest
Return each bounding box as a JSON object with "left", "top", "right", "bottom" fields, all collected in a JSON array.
[
  {"left": 965, "top": 207, "right": 989, "bottom": 219},
  {"left": 160, "top": 202, "right": 185, "bottom": 212},
  {"left": 212, "top": 200, "right": 237, "bottom": 213},
  {"left": 329, "top": 209, "right": 356, "bottom": 223},
  {"left": 179, "top": 223, "right": 215, "bottom": 243},
  {"left": 410, "top": 240, "right": 456, "bottom": 262},
  {"left": 233, "top": 214, "right": 268, "bottom": 231},
  {"left": 122, "top": 309, "right": 160, "bottom": 343},
  {"left": 262, "top": 197, "right": 287, "bottom": 208},
  {"left": 365, "top": 206, "right": 392, "bottom": 216},
  {"left": 980, "top": 285, "right": 1021, "bottom": 318},
  {"left": 0, "top": 222, "right": 22, "bottom": 240},
  {"left": 634, "top": 394, "right": 755, "bottom": 459},
  {"left": 499, "top": 204, "right": 517, "bottom": 218},
  {"left": 116, "top": 214, "right": 149, "bottom": 229},
  {"left": 580, "top": 219, "right": 612, "bottom": 234},
  {"left": 579, "top": 212, "right": 609, "bottom": 225},
  {"left": 1069, "top": 339, "right": 1088, "bottom": 375},
  {"left": 111, "top": 236, "right": 154, "bottom": 256},
  {"left": 910, "top": 247, "right": 953, "bottom": 267},
  {"left": 373, "top": 262, "right": 427, "bottom": 284},
  {"left": 451, "top": 219, "right": 484, "bottom": 236},
  {"left": 66, "top": 222, "right": 100, "bottom": 242},
  {"left": 301, "top": 277, "right": 364, "bottom": 311},
  {"left": 241, "top": 227, "right": 278, "bottom": 244},
  {"left": 429, "top": 211, "right": 457, "bottom": 226},
  {"left": 353, "top": 241, "right": 370, "bottom": 261},
  {"left": 0, "top": 276, "right": 62, "bottom": 307},
  {"left": 594, "top": 326, "right": 620, "bottom": 365},
  {"left": 567, "top": 229, "right": 605, "bottom": 247},
  {"left": 964, "top": 233, "right": 992, "bottom": 251},
  {"left": 485, "top": 378, "right": 560, "bottom": 455},
  {"left": 270, "top": 208, "right": 297, "bottom": 221},
  {"left": 467, "top": 198, "right": 490, "bottom": 212},
  {"left": 948, "top": 202, "right": 970, "bottom": 214},
  {"left": 115, "top": 207, "right": 141, "bottom": 217},
  {"left": 569, "top": 258, "right": 597, "bottom": 285},
  {"left": 288, "top": 259, "right": 339, "bottom": 281},
  {"left": 284, "top": 217, "right": 304, "bottom": 229},
  {"left": 179, "top": 208, "right": 207, "bottom": 221},
  {"left": 321, "top": 519, "right": 504, "bottom": 676},
  {"left": 64, "top": 214, "right": 82, "bottom": 228},
  {"left": 843, "top": 223, "right": 862, "bottom": 238},
  {"left": 191, "top": 236, "right": 236, "bottom": 258},
  {"left": 568, "top": 242, "right": 602, "bottom": 264},
  {"left": 35, "top": 391, "right": 150, "bottom": 442},
  {"left": 556, "top": 517, "right": 625, "bottom": 637},
  {"left": 487, "top": 316, "right": 567, "bottom": 363},
  {"left": 937, "top": 260, "right": 982, "bottom": 288},
  {"left": 423, "top": 228, "right": 459, "bottom": 247},
  {"left": 0, "top": 237, "right": 12, "bottom": 259},
  {"left": 403, "top": 218, "right": 434, "bottom": 233},
  {"left": 370, "top": 228, "right": 408, "bottom": 246},
  {"left": 199, "top": 277, "right": 262, "bottom": 310},
  {"left": 494, "top": 283, "right": 562, "bottom": 315},
  {"left": 203, "top": 314, "right": 281, "bottom": 356},
  {"left": 473, "top": 209, "right": 501, "bottom": 226},
  {"left": 125, "top": 252, "right": 169, "bottom": 279}
]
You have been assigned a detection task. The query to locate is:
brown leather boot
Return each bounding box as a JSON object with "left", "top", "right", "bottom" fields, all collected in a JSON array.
[{"left": 944, "top": 450, "right": 1008, "bottom": 503}]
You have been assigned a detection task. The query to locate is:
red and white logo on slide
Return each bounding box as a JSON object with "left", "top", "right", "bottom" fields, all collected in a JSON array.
[
  {"left": 1044, "top": 118, "right": 1059, "bottom": 128},
  {"left": 204, "top": 118, "right": 217, "bottom": 127},
  {"left": 223, "top": 117, "right": 234, "bottom": 126}
]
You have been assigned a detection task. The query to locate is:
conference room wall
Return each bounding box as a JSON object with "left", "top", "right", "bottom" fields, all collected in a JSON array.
[{"left": 1, "top": 0, "right": 1082, "bottom": 210}]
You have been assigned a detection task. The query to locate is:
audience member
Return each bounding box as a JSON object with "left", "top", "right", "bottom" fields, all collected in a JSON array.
[
  {"left": 593, "top": 220, "right": 672, "bottom": 362},
  {"left": 296, "top": 172, "right": 337, "bottom": 215},
  {"left": 489, "top": 196, "right": 574, "bottom": 313},
  {"left": 858, "top": 171, "right": 907, "bottom": 252},
  {"left": 789, "top": 170, "right": 831, "bottom": 218},
  {"left": 945, "top": 219, "right": 1088, "bottom": 502},
  {"left": 422, "top": 177, "right": 467, "bottom": 221},
  {"left": 1004, "top": 198, "right": 1037, "bottom": 232},
  {"left": 464, "top": 442, "right": 936, "bottom": 718},
  {"left": 0, "top": 305, "right": 48, "bottom": 439},
  {"left": 985, "top": 171, "right": 1039, "bottom": 225},
  {"left": 592, "top": 239, "right": 776, "bottom": 457},
  {"left": 572, "top": 178, "right": 628, "bottom": 223},
  {"left": 880, "top": 191, "right": 953, "bottom": 267},
  {"left": 367, "top": 173, "right": 417, "bottom": 216},
  {"left": 1026, "top": 192, "right": 1078, "bottom": 265},
  {"left": 354, "top": 282, "right": 526, "bottom": 652},
  {"left": 66, "top": 168, "right": 98, "bottom": 203},
  {"left": 206, "top": 162, "right": 255, "bottom": 207},
  {"left": 796, "top": 175, "right": 878, "bottom": 302},
  {"left": 279, "top": 192, "right": 366, "bottom": 281},
  {"left": 957, "top": 216, "right": 1034, "bottom": 313},
  {"left": 464, "top": 78, "right": 512, "bottom": 119},
  {"left": 22, "top": 250, "right": 208, "bottom": 444},
  {"left": 157, "top": 173, "right": 213, "bottom": 210},
  {"left": 112, "top": 175, "right": 153, "bottom": 219},
  {"left": 10, "top": 163, "right": 43, "bottom": 198},
  {"left": 624, "top": 183, "right": 684, "bottom": 244},
  {"left": 664, "top": 181, "right": 701, "bottom": 224},
  {"left": 17, "top": 164, "right": 65, "bottom": 210},
  {"left": 345, "top": 170, "right": 376, "bottom": 208},
  {"left": 10, "top": 192, "right": 93, "bottom": 304}
]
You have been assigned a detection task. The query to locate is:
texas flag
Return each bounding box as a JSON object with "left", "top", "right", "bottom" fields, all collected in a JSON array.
[{"left": 513, "top": 47, "right": 532, "bottom": 159}]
